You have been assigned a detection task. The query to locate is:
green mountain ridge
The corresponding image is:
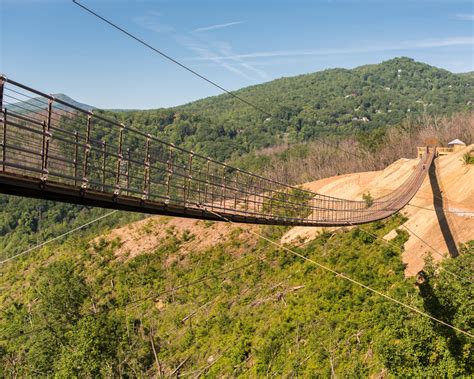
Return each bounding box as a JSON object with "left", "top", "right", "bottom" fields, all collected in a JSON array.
[
  {"left": 1, "top": 58, "right": 473, "bottom": 376},
  {"left": 1, "top": 57, "right": 473, "bottom": 260},
  {"left": 7, "top": 93, "right": 94, "bottom": 114},
  {"left": 110, "top": 57, "right": 473, "bottom": 162}
]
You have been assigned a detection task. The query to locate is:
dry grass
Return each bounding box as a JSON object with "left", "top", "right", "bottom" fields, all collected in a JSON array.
[{"left": 261, "top": 112, "right": 474, "bottom": 185}]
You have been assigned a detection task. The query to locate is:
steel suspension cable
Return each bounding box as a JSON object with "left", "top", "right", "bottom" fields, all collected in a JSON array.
[
  {"left": 71, "top": 0, "right": 364, "bottom": 160},
  {"left": 0, "top": 210, "right": 118, "bottom": 264},
  {"left": 198, "top": 204, "right": 473, "bottom": 339},
  {"left": 345, "top": 222, "right": 473, "bottom": 284}
]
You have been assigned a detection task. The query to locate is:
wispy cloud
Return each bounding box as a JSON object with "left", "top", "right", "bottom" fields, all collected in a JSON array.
[
  {"left": 193, "top": 21, "right": 245, "bottom": 33},
  {"left": 133, "top": 10, "right": 260, "bottom": 80},
  {"left": 176, "top": 35, "right": 267, "bottom": 81},
  {"left": 456, "top": 14, "right": 474, "bottom": 21},
  {"left": 187, "top": 36, "right": 474, "bottom": 62},
  {"left": 133, "top": 11, "right": 174, "bottom": 33}
]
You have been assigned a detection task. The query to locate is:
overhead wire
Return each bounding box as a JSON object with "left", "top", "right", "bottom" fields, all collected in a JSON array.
[
  {"left": 345, "top": 221, "right": 472, "bottom": 284},
  {"left": 407, "top": 202, "right": 474, "bottom": 215},
  {"left": 71, "top": 0, "right": 365, "bottom": 160},
  {"left": 197, "top": 204, "right": 473, "bottom": 339},
  {"left": 0, "top": 210, "right": 118, "bottom": 264},
  {"left": 401, "top": 222, "right": 470, "bottom": 267}
]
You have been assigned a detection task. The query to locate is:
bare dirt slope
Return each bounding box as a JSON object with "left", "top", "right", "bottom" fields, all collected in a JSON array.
[
  {"left": 282, "top": 145, "right": 474, "bottom": 276},
  {"left": 93, "top": 216, "right": 257, "bottom": 262},
  {"left": 94, "top": 146, "right": 472, "bottom": 276}
]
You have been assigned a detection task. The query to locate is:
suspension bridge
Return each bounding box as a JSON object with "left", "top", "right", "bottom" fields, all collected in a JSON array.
[{"left": 0, "top": 76, "right": 435, "bottom": 227}]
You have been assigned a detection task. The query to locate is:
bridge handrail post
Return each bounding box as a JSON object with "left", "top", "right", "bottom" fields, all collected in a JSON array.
[
  {"left": 82, "top": 114, "right": 92, "bottom": 189},
  {"left": 204, "top": 160, "right": 210, "bottom": 207},
  {"left": 222, "top": 166, "right": 226, "bottom": 212},
  {"left": 184, "top": 152, "right": 193, "bottom": 206},
  {"left": 234, "top": 182, "right": 238, "bottom": 211},
  {"left": 2, "top": 108, "right": 6, "bottom": 172},
  {"left": 73, "top": 131, "right": 78, "bottom": 186},
  {"left": 41, "top": 120, "right": 47, "bottom": 177},
  {"left": 0, "top": 78, "right": 4, "bottom": 171},
  {"left": 101, "top": 141, "right": 107, "bottom": 192},
  {"left": 268, "top": 189, "right": 273, "bottom": 216},
  {"left": 41, "top": 100, "right": 53, "bottom": 181},
  {"left": 0, "top": 77, "right": 4, "bottom": 111},
  {"left": 115, "top": 123, "right": 124, "bottom": 195},
  {"left": 166, "top": 146, "right": 173, "bottom": 203},
  {"left": 233, "top": 172, "right": 240, "bottom": 212},
  {"left": 142, "top": 136, "right": 150, "bottom": 200},
  {"left": 197, "top": 168, "right": 202, "bottom": 204},
  {"left": 126, "top": 148, "right": 131, "bottom": 196}
]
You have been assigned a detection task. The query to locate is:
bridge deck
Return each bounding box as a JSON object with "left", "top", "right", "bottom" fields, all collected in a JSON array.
[{"left": 0, "top": 76, "right": 434, "bottom": 226}]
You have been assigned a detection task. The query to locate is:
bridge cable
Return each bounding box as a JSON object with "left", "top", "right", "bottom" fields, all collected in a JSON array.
[
  {"left": 72, "top": 0, "right": 364, "bottom": 160},
  {"left": 0, "top": 252, "right": 262, "bottom": 341},
  {"left": 401, "top": 223, "right": 472, "bottom": 270},
  {"left": 0, "top": 210, "right": 118, "bottom": 265},
  {"left": 345, "top": 222, "right": 472, "bottom": 284},
  {"left": 407, "top": 203, "right": 474, "bottom": 215},
  {"left": 197, "top": 204, "right": 473, "bottom": 338}
]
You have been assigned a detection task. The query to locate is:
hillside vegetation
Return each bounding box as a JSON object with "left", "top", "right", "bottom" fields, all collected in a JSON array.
[
  {"left": 1, "top": 214, "right": 472, "bottom": 376},
  {"left": 1, "top": 58, "right": 473, "bottom": 262},
  {"left": 1, "top": 58, "right": 473, "bottom": 376},
  {"left": 106, "top": 57, "right": 473, "bottom": 162}
]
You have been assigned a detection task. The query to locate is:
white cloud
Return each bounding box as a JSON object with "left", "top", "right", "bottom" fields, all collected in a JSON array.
[
  {"left": 193, "top": 21, "right": 245, "bottom": 33},
  {"left": 133, "top": 13, "right": 174, "bottom": 33},
  {"left": 187, "top": 36, "right": 474, "bottom": 62},
  {"left": 176, "top": 35, "right": 263, "bottom": 81},
  {"left": 456, "top": 14, "right": 474, "bottom": 21}
]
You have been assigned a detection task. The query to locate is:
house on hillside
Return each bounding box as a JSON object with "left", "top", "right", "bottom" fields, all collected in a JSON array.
[
  {"left": 447, "top": 139, "right": 466, "bottom": 151},
  {"left": 417, "top": 138, "right": 467, "bottom": 158}
]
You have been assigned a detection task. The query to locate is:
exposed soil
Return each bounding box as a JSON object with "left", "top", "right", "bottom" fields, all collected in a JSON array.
[
  {"left": 93, "top": 215, "right": 258, "bottom": 262},
  {"left": 93, "top": 145, "right": 473, "bottom": 277},
  {"left": 282, "top": 145, "right": 474, "bottom": 276}
]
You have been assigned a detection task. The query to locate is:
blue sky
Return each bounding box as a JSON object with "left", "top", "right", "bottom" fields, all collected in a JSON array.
[{"left": 1, "top": 0, "right": 473, "bottom": 109}]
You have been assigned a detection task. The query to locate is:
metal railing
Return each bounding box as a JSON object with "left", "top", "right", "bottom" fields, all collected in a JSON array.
[{"left": 0, "top": 76, "right": 435, "bottom": 226}]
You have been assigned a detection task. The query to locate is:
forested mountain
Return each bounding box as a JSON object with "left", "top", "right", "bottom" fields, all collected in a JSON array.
[
  {"left": 1, "top": 57, "right": 473, "bottom": 260},
  {"left": 8, "top": 93, "right": 94, "bottom": 114},
  {"left": 1, "top": 211, "right": 473, "bottom": 376},
  {"left": 173, "top": 57, "right": 472, "bottom": 151},
  {"left": 110, "top": 57, "right": 472, "bottom": 162},
  {"left": 1, "top": 58, "right": 473, "bottom": 376}
]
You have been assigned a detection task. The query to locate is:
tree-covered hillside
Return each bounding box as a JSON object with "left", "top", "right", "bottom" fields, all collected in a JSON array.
[
  {"left": 1, "top": 58, "right": 473, "bottom": 376},
  {"left": 104, "top": 57, "right": 473, "bottom": 162},
  {"left": 1, "top": 214, "right": 472, "bottom": 376},
  {"left": 1, "top": 58, "right": 472, "bottom": 260},
  {"left": 171, "top": 57, "right": 473, "bottom": 154}
]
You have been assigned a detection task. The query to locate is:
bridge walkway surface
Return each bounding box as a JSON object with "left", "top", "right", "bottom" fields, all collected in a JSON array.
[{"left": 0, "top": 76, "right": 434, "bottom": 227}]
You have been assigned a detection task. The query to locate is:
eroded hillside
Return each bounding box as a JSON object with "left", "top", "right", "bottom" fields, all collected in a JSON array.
[{"left": 282, "top": 145, "right": 474, "bottom": 275}]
